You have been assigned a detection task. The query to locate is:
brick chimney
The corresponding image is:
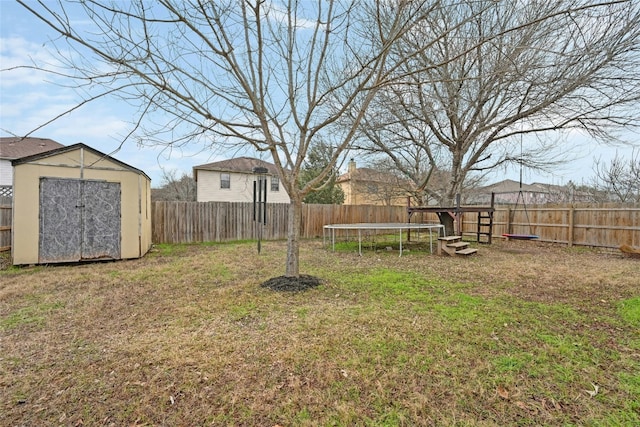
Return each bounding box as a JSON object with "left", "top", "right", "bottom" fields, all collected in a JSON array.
[{"left": 348, "top": 158, "right": 356, "bottom": 176}]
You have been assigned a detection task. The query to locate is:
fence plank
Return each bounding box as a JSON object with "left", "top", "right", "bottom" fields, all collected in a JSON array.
[{"left": 0, "top": 205, "right": 11, "bottom": 251}]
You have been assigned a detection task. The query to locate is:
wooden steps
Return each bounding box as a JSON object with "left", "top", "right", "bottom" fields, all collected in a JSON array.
[
  {"left": 437, "top": 236, "right": 478, "bottom": 257},
  {"left": 454, "top": 247, "right": 478, "bottom": 256}
]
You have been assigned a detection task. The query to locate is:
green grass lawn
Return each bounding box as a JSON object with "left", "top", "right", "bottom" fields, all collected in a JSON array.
[{"left": 1, "top": 239, "right": 638, "bottom": 426}]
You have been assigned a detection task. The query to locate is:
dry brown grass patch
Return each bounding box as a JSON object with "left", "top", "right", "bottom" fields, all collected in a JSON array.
[{"left": 1, "top": 239, "right": 638, "bottom": 426}]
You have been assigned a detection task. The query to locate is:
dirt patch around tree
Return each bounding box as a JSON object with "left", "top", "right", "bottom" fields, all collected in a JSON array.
[{"left": 260, "top": 274, "right": 322, "bottom": 292}]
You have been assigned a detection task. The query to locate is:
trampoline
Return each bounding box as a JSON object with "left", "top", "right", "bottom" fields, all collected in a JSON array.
[{"left": 323, "top": 223, "right": 446, "bottom": 256}]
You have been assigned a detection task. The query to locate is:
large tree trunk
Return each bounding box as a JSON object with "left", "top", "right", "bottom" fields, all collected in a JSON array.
[
  {"left": 285, "top": 197, "right": 302, "bottom": 277},
  {"left": 438, "top": 212, "right": 456, "bottom": 237}
]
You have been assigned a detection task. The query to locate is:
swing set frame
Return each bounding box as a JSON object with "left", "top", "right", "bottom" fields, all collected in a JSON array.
[{"left": 502, "top": 138, "right": 539, "bottom": 240}]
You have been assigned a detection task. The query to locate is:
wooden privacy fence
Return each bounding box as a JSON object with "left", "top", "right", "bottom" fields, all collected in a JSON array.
[
  {"left": 0, "top": 201, "right": 636, "bottom": 251},
  {"left": 0, "top": 204, "right": 11, "bottom": 251},
  {"left": 151, "top": 201, "right": 408, "bottom": 244},
  {"left": 461, "top": 204, "right": 640, "bottom": 248},
  {"left": 152, "top": 201, "right": 639, "bottom": 249},
  {"left": 152, "top": 201, "right": 290, "bottom": 244}
]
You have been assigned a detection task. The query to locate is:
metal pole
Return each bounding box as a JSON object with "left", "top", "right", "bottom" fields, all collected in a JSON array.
[
  {"left": 252, "top": 166, "right": 269, "bottom": 254},
  {"left": 257, "top": 176, "right": 262, "bottom": 253}
]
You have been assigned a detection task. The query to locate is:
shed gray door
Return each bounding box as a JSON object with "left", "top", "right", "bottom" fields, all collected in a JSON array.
[{"left": 39, "top": 178, "right": 121, "bottom": 263}]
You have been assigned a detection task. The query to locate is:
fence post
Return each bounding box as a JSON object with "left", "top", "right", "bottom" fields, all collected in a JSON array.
[
  {"left": 568, "top": 207, "right": 575, "bottom": 247},
  {"left": 505, "top": 207, "right": 511, "bottom": 235}
]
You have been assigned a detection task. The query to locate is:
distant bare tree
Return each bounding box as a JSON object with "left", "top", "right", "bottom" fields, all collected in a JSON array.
[
  {"left": 356, "top": 0, "right": 640, "bottom": 205},
  {"left": 592, "top": 150, "right": 640, "bottom": 202},
  {"left": 152, "top": 170, "right": 196, "bottom": 202},
  {"left": 354, "top": 158, "right": 414, "bottom": 206}
]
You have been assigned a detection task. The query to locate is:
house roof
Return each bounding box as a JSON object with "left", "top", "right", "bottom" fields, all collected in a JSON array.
[
  {"left": 193, "top": 157, "right": 281, "bottom": 176},
  {"left": 478, "top": 179, "right": 546, "bottom": 194},
  {"left": 0, "top": 137, "right": 64, "bottom": 160},
  {"left": 337, "top": 167, "right": 413, "bottom": 187},
  {"left": 11, "top": 142, "right": 151, "bottom": 181}
]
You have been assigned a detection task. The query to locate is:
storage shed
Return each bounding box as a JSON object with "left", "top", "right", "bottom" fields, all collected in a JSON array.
[{"left": 11, "top": 143, "right": 152, "bottom": 265}]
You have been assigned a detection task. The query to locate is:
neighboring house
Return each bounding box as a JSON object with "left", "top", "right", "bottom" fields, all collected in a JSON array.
[
  {"left": 467, "top": 179, "right": 547, "bottom": 205},
  {"left": 193, "top": 157, "right": 290, "bottom": 203},
  {"left": 336, "top": 159, "right": 413, "bottom": 206},
  {"left": 468, "top": 179, "right": 594, "bottom": 205},
  {"left": 0, "top": 137, "right": 64, "bottom": 197}
]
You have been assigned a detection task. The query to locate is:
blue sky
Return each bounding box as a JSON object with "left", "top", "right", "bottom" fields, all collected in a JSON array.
[
  {"left": 1, "top": 1, "right": 638, "bottom": 189},
  {"left": 0, "top": 1, "right": 232, "bottom": 187}
]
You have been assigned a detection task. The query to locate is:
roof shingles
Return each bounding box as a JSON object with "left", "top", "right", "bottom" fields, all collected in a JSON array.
[
  {"left": 0, "top": 137, "right": 64, "bottom": 160},
  {"left": 193, "top": 157, "right": 281, "bottom": 176}
]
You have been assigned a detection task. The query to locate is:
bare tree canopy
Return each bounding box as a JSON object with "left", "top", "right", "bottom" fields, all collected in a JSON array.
[
  {"left": 11, "top": 0, "right": 640, "bottom": 277},
  {"left": 152, "top": 169, "right": 196, "bottom": 202},
  {"left": 592, "top": 149, "right": 640, "bottom": 202},
  {"left": 354, "top": 0, "right": 640, "bottom": 204},
  {"left": 14, "top": 0, "right": 433, "bottom": 277}
]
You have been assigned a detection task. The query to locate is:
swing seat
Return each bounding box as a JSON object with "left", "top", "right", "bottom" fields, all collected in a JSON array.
[{"left": 502, "top": 233, "right": 539, "bottom": 240}]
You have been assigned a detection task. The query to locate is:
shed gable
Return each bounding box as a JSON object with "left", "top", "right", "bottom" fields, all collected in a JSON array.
[{"left": 11, "top": 143, "right": 152, "bottom": 265}]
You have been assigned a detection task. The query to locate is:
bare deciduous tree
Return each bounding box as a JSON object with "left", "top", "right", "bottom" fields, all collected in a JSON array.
[
  {"left": 356, "top": 0, "right": 640, "bottom": 205},
  {"left": 351, "top": 89, "right": 451, "bottom": 205},
  {"left": 152, "top": 169, "right": 196, "bottom": 202},
  {"left": 354, "top": 157, "right": 425, "bottom": 206},
  {"left": 13, "top": 0, "right": 431, "bottom": 278},
  {"left": 11, "top": 1, "right": 638, "bottom": 278},
  {"left": 592, "top": 149, "right": 640, "bottom": 202}
]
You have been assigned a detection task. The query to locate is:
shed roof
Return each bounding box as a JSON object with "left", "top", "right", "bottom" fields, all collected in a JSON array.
[
  {"left": 0, "top": 137, "right": 64, "bottom": 160},
  {"left": 193, "top": 157, "right": 281, "bottom": 176},
  {"left": 11, "top": 142, "right": 151, "bottom": 181}
]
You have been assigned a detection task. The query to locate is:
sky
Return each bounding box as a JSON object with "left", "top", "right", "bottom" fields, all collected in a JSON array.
[
  {"left": 1, "top": 1, "right": 638, "bottom": 189},
  {"left": 0, "top": 1, "right": 233, "bottom": 187}
]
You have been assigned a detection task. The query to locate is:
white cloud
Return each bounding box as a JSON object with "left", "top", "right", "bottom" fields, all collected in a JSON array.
[
  {"left": 0, "top": 8, "right": 255, "bottom": 185},
  {"left": 0, "top": 37, "right": 67, "bottom": 86}
]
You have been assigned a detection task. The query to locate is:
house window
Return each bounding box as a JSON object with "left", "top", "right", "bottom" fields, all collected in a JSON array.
[
  {"left": 220, "top": 173, "right": 230, "bottom": 189},
  {"left": 271, "top": 176, "right": 279, "bottom": 192}
]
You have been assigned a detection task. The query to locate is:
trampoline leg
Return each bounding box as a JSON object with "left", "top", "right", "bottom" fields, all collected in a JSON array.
[
  {"left": 429, "top": 231, "right": 433, "bottom": 254},
  {"left": 332, "top": 229, "right": 335, "bottom": 252}
]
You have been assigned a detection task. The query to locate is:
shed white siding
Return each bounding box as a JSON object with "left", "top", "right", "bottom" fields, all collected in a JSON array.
[{"left": 0, "top": 159, "right": 12, "bottom": 186}]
